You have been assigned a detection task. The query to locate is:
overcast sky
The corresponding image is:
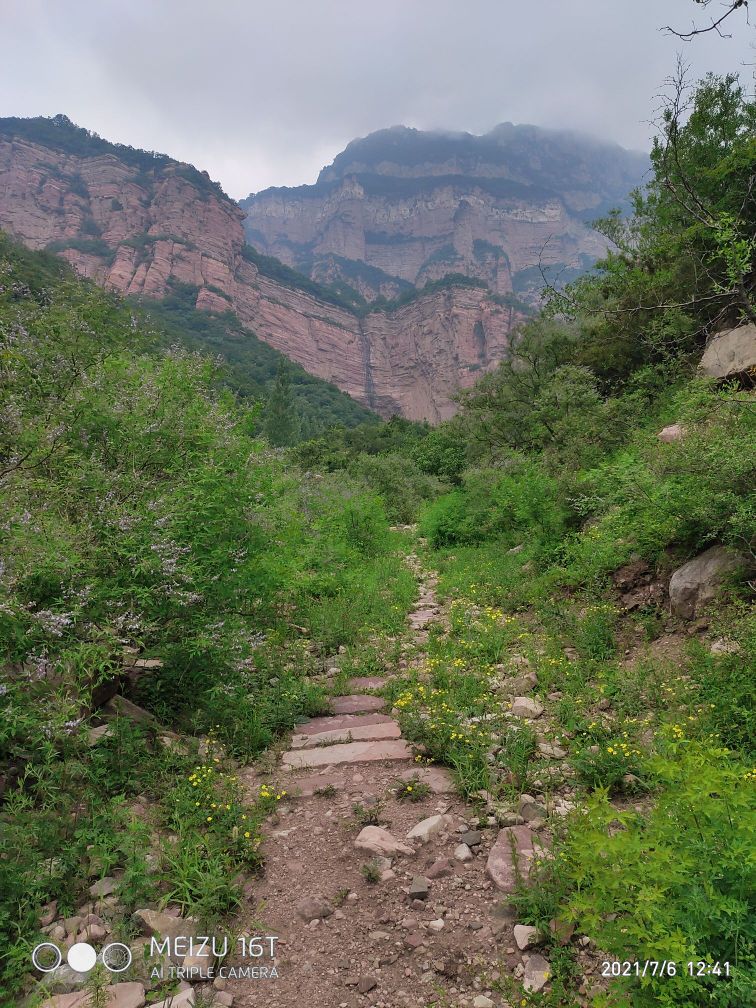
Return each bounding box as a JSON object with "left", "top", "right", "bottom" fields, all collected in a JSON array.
[{"left": 2, "top": 1, "right": 753, "bottom": 199}]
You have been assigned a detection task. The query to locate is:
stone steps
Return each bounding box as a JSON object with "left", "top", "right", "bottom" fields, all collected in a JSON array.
[
  {"left": 346, "top": 675, "right": 387, "bottom": 690},
  {"left": 331, "top": 694, "right": 386, "bottom": 715},
  {"left": 294, "top": 712, "right": 394, "bottom": 736},
  {"left": 282, "top": 738, "right": 414, "bottom": 769},
  {"left": 290, "top": 720, "right": 402, "bottom": 749}
]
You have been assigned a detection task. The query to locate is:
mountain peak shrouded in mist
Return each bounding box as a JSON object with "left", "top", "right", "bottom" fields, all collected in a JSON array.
[{"left": 241, "top": 122, "right": 648, "bottom": 306}]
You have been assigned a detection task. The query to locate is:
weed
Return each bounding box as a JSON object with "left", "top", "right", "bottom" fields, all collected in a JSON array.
[
  {"left": 394, "top": 776, "right": 431, "bottom": 802},
  {"left": 361, "top": 860, "right": 382, "bottom": 884}
]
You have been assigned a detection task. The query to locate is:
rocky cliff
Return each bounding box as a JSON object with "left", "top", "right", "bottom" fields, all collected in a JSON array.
[
  {"left": 0, "top": 116, "right": 532, "bottom": 420},
  {"left": 241, "top": 124, "right": 648, "bottom": 302}
]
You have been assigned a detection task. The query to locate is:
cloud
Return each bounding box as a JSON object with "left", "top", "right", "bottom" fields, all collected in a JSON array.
[{"left": 2, "top": 0, "right": 752, "bottom": 198}]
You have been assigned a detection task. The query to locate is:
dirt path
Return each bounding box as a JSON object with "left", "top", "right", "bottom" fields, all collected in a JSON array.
[{"left": 231, "top": 553, "right": 534, "bottom": 1008}]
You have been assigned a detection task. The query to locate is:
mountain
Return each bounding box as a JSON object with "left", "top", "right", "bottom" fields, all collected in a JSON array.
[
  {"left": 0, "top": 115, "right": 642, "bottom": 421},
  {"left": 240, "top": 124, "right": 649, "bottom": 302}
]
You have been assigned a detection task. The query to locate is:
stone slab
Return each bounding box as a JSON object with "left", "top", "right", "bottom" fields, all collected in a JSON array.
[
  {"left": 291, "top": 721, "right": 402, "bottom": 749},
  {"left": 331, "top": 695, "right": 386, "bottom": 715},
  {"left": 347, "top": 676, "right": 388, "bottom": 690},
  {"left": 282, "top": 739, "right": 413, "bottom": 769},
  {"left": 408, "top": 609, "right": 438, "bottom": 628},
  {"left": 295, "top": 712, "right": 394, "bottom": 735},
  {"left": 281, "top": 772, "right": 348, "bottom": 797}
]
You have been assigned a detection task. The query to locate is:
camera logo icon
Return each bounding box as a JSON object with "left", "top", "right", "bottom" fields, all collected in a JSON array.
[{"left": 32, "top": 941, "right": 132, "bottom": 975}]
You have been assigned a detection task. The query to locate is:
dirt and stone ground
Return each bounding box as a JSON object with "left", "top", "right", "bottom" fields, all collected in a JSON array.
[{"left": 231, "top": 557, "right": 546, "bottom": 1008}]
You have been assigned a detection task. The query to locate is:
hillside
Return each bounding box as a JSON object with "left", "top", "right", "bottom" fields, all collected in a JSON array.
[
  {"left": 0, "top": 114, "right": 530, "bottom": 420},
  {"left": 241, "top": 124, "right": 648, "bottom": 302}
]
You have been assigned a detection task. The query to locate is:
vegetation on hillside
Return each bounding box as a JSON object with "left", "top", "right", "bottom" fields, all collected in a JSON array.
[
  {"left": 0, "top": 66, "right": 753, "bottom": 1008},
  {"left": 0, "top": 113, "right": 227, "bottom": 200},
  {"left": 0, "top": 236, "right": 414, "bottom": 1002}
]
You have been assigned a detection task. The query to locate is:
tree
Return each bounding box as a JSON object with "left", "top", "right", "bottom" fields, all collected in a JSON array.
[
  {"left": 663, "top": 0, "right": 749, "bottom": 40},
  {"left": 263, "top": 359, "right": 298, "bottom": 446}
]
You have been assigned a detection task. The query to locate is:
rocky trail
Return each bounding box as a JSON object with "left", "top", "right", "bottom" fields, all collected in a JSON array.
[{"left": 232, "top": 554, "right": 550, "bottom": 1008}]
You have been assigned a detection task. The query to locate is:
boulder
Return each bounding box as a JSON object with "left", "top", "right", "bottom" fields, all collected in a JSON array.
[
  {"left": 699, "top": 323, "right": 756, "bottom": 380},
  {"left": 657, "top": 423, "right": 686, "bottom": 443},
  {"left": 669, "top": 546, "right": 744, "bottom": 618}
]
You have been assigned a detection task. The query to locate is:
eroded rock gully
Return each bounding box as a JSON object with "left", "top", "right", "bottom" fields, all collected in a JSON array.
[{"left": 231, "top": 555, "right": 545, "bottom": 1008}]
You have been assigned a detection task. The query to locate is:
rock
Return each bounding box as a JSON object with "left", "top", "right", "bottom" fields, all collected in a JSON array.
[
  {"left": 549, "top": 918, "right": 575, "bottom": 945},
  {"left": 103, "top": 696, "right": 157, "bottom": 724},
  {"left": 131, "top": 909, "right": 197, "bottom": 961},
  {"left": 404, "top": 931, "right": 426, "bottom": 950},
  {"left": 214, "top": 994, "right": 234, "bottom": 1007},
  {"left": 511, "top": 697, "right": 544, "bottom": 719},
  {"left": 427, "top": 919, "right": 445, "bottom": 932},
  {"left": 494, "top": 810, "right": 526, "bottom": 827},
  {"left": 507, "top": 544, "right": 525, "bottom": 555},
  {"left": 459, "top": 829, "right": 482, "bottom": 847},
  {"left": 657, "top": 423, "right": 686, "bottom": 443},
  {"left": 537, "top": 743, "right": 566, "bottom": 759},
  {"left": 182, "top": 951, "right": 215, "bottom": 979},
  {"left": 518, "top": 795, "right": 547, "bottom": 822},
  {"left": 486, "top": 825, "right": 535, "bottom": 891},
  {"left": 427, "top": 857, "right": 455, "bottom": 878},
  {"left": 523, "top": 952, "right": 551, "bottom": 993},
  {"left": 357, "top": 975, "right": 377, "bottom": 993},
  {"left": 513, "top": 924, "right": 542, "bottom": 950},
  {"left": 354, "top": 825, "right": 415, "bottom": 857},
  {"left": 473, "top": 997, "right": 495, "bottom": 1008},
  {"left": 88, "top": 877, "right": 118, "bottom": 897},
  {"left": 40, "top": 984, "right": 146, "bottom": 1008},
  {"left": 454, "top": 843, "right": 474, "bottom": 862},
  {"left": 297, "top": 896, "right": 333, "bottom": 922},
  {"left": 39, "top": 966, "right": 91, "bottom": 995},
  {"left": 408, "top": 876, "right": 430, "bottom": 900},
  {"left": 109, "top": 983, "right": 148, "bottom": 1008},
  {"left": 669, "top": 546, "right": 744, "bottom": 619},
  {"left": 406, "top": 813, "right": 452, "bottom": 844},
  {"left": 699, "top": 323, "right": 756, "bottom": 380},
  {"left": 149, "top": 990, "right": 194, "bottom": 1008},
  {"left": 710, "top": 637, "right": 741, "bottom": 656},
  {"left": 40, "top": 901, "right": 58, "bottom": 926},
  {"left": 291, "top": 720, "right": 402, "bottom": 748},
  {"left": 82, "top": 923, "right": 108, "bottom": 941}
]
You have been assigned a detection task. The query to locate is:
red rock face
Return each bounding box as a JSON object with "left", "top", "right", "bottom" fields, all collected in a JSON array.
[{"left": 0, "top": 135, "right": 526, "bottom": 420}]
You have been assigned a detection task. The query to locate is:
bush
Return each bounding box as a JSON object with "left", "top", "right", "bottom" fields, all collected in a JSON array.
[
  {"left": 526, "top": 744, "right": 755, "bottom": 1008},
  {"left": 421, "top": 460, "right": 568, "bottom": 550}
]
